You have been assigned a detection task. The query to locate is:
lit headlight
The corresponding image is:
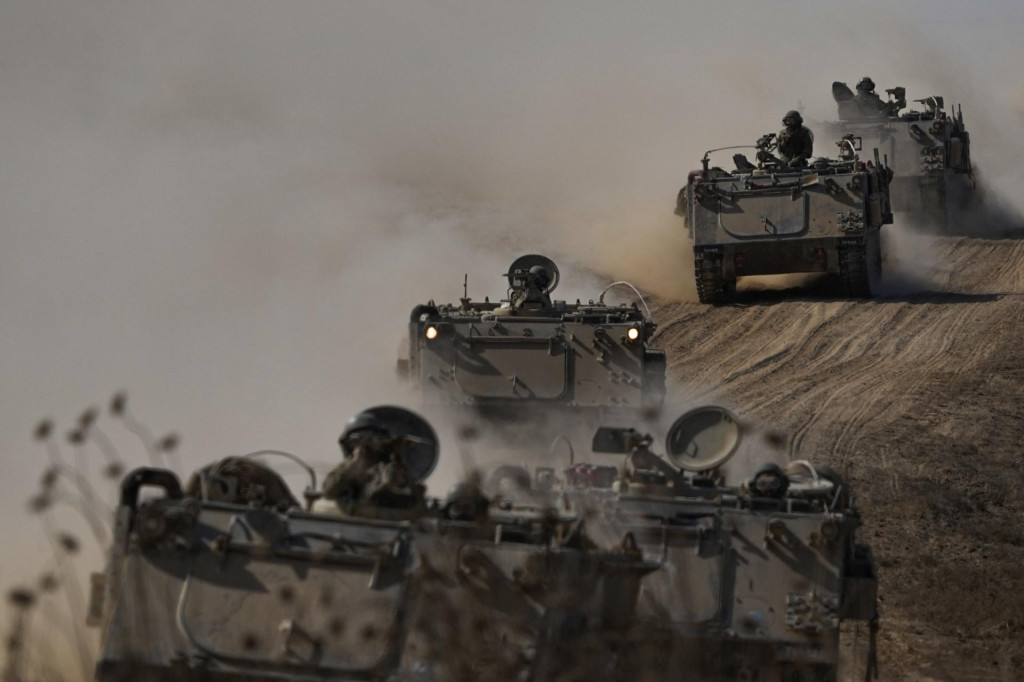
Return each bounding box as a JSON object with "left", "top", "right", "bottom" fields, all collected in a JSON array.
[
  {"left": 424, "top": 326, "right": 439, "bottom": 340},
  {"left": 626, "top": 327, "right": 641, "bottom": 342}
]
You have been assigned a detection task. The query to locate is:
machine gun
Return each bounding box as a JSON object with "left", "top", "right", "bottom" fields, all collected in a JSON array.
[
  {"left": 755, "top": 132, "right": 778, "bottom": 153},
  {"left": 884, "top": 86, "right": 906, "bottom": 116},
  {"left": 754, "top": 133, "right": 779, "bottom": 169}
]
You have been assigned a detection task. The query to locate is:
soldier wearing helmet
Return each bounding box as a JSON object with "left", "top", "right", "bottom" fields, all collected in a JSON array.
[
  {"left": 776, "top": 110, "right": 814, "bottom": 168},
  {"left": 511, "top": 264, "right": 553, "bottom": 310},
  {"left": 323, "top": 411, "right": 422, "bottom": 508},
  {"left": 853, "top": 77, "right": 887, "bottom": 117},
  {"left": 743, "top": 462, "right": 791, "bottom": 499}
]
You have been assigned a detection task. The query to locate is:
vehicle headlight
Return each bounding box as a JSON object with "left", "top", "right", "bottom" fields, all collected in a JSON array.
[
  {"left": 626, "top": 326, "right": 641, "bottom": 342},
  {"left": 424, "top": 325, "right": 439, "bottom": 340}
]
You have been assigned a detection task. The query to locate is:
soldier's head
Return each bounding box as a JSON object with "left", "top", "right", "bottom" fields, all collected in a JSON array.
[
  {"left": 528, "top": 265, "right": 551, "bottom": 291},
  {"left": 748, "top": 462, "right": 790, "bottom": 499},
  {"left": 339, "top": 412, "right": 391, "bottom": 459},
  {"left": 782, "top": 110, "right": 802, "bottom": 129},
  {"left": 856, "top": 77, "right": 876, "bottom": 93}
]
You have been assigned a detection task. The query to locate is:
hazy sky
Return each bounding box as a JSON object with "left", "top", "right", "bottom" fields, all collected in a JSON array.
[{"left": 2, "top": 0, "right": 1023, "bottom": 635}]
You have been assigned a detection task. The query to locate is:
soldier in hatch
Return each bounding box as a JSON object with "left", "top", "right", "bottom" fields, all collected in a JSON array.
[
  {"left": 511, "top": 265, "right": 553, "bottom": 311},
  {"left": 323, "top": 411, "right": 425, "bottom": 509},
  {"left": 853, "top": 77, "right": 887, "bottom": 117},
  {"left": 742, "top": 462, "right": 791, "bottom": 499},
  {"left": 777, "top": 110, "right": 814, "bottom": 168}
]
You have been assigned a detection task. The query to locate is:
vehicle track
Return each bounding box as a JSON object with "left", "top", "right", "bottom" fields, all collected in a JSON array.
[{"left": 652, "top": 235, "right": 1024, "bottom": 681}]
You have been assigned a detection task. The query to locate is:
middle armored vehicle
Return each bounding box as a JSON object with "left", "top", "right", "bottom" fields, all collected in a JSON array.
[
  {"left": 89, "top": 404, "right": 878, "bottom": 682},
  {"left": 397, "top": 254, "right": 667, "bottom": 444},
  {"left": 677, "top": 136, "right": 893, "bottom": 304}
]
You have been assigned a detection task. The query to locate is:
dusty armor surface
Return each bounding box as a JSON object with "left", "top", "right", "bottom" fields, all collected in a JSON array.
[
  {"left": 825, "top": 80, "right": 974, "bottom": 229},
  {"left": 677, "top": 135, "right": 894, "bottom": 304},
  {"left": 396, "top": 254, "right": 667, "bottom": 439},
  {"left": 91, "top": 406, "right": 877, "bottom": 682},
  {"left": 89, "top": 407, "right": 658, "bottom": 682},
  {"left": 495, "top": 405, "right": 880, "bottom": 682}
]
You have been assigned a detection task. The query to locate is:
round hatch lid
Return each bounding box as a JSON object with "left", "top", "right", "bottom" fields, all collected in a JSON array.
[
  {"left": 665, "top": 405, "right": 742, "bottom": 472},
  {"left": 506, "top": 254, "right": 560, "bottom": 294},
  {"left": 361, "top": 405, "right": 439, "bottom": 482}
]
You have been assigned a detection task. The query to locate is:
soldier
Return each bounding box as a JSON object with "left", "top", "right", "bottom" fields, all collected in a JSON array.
[
  {"left": 777, "top": 110, "right": 814, "bottom": 168},
  {"left": 511, "top": 264, "right": 553, "bottom": 310},
  {"left": 323, "top": 411, "right": 423, "bottom": 508},
  {"left": 743, "top": 462, "right": 790, "bottom": 499},
  {"left": 853, "top": 77, "right": 887, "bottom": 117}
]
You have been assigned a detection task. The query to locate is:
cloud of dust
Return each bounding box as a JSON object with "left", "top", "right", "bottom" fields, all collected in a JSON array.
[{"left": 879, "top": 219, "right": 954, "bottom": 295}]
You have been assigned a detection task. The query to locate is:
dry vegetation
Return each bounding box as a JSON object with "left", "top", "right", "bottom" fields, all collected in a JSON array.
[{"left": 3, "top": 394, "right": 180, "bottom": 682}]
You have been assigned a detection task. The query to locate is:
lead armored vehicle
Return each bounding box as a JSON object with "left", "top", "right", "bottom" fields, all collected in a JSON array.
[
  {"left": 397, "top": 255, "right": 667, "bottom": 444},
  {"left": 678, "top": 135, "right": 894, "bottom": 304},
  {"left": 824, "top": 79, "right": 973, "bottom": 229},
  {"left": 90, "top": 405, "right": 877, "bottom": 682}
]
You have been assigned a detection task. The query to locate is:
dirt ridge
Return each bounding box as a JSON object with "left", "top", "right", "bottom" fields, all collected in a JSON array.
[{"left": 653, "top": 235, "right": 1024, "bottom": 682}]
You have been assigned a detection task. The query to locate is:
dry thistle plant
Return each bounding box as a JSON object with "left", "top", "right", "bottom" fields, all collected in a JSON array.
[{"left": 7, "top": 391, "right": 183, "bottom": 682}]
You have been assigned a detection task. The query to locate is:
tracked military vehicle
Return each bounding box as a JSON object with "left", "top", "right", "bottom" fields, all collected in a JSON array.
[
  {"left": 678, "top": 134, "right": 894, "bottom": 304},
  {"left": 824, "top": 79, "right": 973, "bottom": 229},
  {"left": 89, "top": 406, "right": 657, "bottom": 682},
  {"left": 90, "top": 405, "right": 877, "bottom": 682},
  {"left": 492, "top": 405, "right": 880, "bottom": 682},
  {"left": 397, "top": 255, "right": 666, "bottom": 442}
]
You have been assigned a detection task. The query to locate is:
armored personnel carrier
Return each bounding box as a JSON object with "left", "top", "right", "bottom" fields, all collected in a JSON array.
[
  {"left": 397, "top": 255, "right": 667, "bottom": 441},
  {"left": 677, "top": 135, "right": 894, "bottom": 304},
  {"left": 90, "top": 405, "right": 877, "bottom": 682},
  {"left": 494, "top": 405, "right": 879, "bottom": 682},
  {"left": 824, "top": 79, "right": 974, "bottom": 229},
  {"left": 89, "top": 406, "right": 657, "bottom": 682}
]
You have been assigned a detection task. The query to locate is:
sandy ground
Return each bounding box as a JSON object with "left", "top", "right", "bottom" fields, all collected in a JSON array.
[{"left": 651, "top": 234, "right": 1024, "bottom": 682}]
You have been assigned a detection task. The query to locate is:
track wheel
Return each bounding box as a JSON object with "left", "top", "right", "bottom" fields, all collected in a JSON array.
[
  {"left": 838, "top": 234, "right": 880, "bottom": 299},
  {"left": 695, "top": 252, "right": 733, "bottom": 305}
]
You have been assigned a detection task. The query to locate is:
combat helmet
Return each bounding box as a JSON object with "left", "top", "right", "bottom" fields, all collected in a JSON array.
[
  {"left": 339, "top": 411, "right": 391, "bottom": 456},
  {"left": 782, "top": 110, "right": 803, "bottom": 126},
  {"left": 528, "top": 265, "right": 551, "bottom": 290},
  {"left": 856, "top": 77, "right": 876, "bottom": 92}
]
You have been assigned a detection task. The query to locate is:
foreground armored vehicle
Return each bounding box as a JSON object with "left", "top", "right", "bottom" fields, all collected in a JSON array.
[
  {"left": 89, "top": 406, "right": 657, "bottom": 682},
  {"left": 496, "top": 405, "right": 879, "bottom": 682},
  {"left": 678, "top": 135, "right": 894, "bottom": 304},
  {"left": 90, "top": 405, "right": 877, "bottom": 682},
  {"left": 397, "top": 255, "right": 666, "bottom": 441},
  {"left": 824, "top": 79, "right": 973, "bottom": 229}
]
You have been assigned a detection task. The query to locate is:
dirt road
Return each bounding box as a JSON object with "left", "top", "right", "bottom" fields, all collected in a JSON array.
[{"left": 652, "top": 234, "right": 1024, "bottom": 681}]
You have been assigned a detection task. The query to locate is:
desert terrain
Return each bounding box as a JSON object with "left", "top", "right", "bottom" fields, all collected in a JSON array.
[{"left": 653, "top": 232, "right": 1024, "bottom": 681}]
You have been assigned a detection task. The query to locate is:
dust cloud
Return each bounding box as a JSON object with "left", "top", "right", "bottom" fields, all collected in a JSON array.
[
  {"left": 4, "top": 0, "right": 1024, "bottom": 674},
  {"left": 879, "top": 220, "right": 952, "bottom": 295}
]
